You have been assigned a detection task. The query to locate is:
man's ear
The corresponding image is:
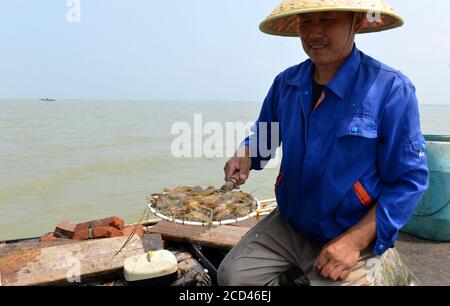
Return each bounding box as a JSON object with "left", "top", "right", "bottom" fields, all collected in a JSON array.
[{"left": 354, "top": 12, "right": 365, "bottom": 33}]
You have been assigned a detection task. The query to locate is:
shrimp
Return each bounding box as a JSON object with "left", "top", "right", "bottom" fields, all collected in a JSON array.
[
  {"left": 186, "top": 211, "right": 212, "bottom": 224},
  {"left": 150, "top": 185, "right": 257, "bottom": 223},
  {"left": 214, "top": 208, "right": 233, "bottom": 221},
  {"left": 186, "top": 200, "right": 200, "bottom": 212}
]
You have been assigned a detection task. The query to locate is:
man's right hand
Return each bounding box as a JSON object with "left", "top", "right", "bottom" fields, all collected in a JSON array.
[{"left": 224, "top": 146, "right": 252, "bottom": 187}]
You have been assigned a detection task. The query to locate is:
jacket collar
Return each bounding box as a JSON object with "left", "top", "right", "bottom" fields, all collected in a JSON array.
[{"left": 286, "top": 45, "right": 362, "bottom": 100}]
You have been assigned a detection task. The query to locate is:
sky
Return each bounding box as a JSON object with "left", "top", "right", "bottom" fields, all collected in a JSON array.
[{"left": 0, "top": 0, "right": 449, "bottom": 104}]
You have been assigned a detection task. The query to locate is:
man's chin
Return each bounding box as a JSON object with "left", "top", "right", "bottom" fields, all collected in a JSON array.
[
  {"left": 309, "top": 56, "right": 332, "bottom": 66},
  {"left": 303, "top": 49, "right": 334, "bottom": 66}
]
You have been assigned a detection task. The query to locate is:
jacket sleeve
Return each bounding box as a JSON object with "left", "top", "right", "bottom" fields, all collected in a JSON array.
[
  {"left": 242, "top": 76, "right": 282, "bottom": 171},
  {"left": 374, "top": 83, "right": 429, "bottom": 255}
]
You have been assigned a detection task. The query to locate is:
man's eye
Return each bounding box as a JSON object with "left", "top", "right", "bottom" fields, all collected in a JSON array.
[{"left": 301, "top": 20, "right": 312, "bottom": 25}]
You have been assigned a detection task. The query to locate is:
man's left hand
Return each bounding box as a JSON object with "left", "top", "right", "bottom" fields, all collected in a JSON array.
[{"left": 313, "top": 233, "right": 362, "bottom": 282}]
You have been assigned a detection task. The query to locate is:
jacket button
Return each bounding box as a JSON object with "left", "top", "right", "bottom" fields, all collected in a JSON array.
[
  {"left": 351, "top": 127, "right": 359, "bottom": 133},
  {"left": 378, "top": 244, "right": 384, "bottom": 250}
]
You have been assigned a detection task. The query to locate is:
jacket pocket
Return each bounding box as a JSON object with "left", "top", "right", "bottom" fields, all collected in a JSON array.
[
  {"left": 407, "top": 135, "right": 426, "bottom": 156},
  {"left": 332, "top": 116, "right": 379, "bottom": 167},
  {"left": 353, "top": 180, "right": 373, "bottom": 207},
  {"left": 336, "top": 116, "right": 378, "bottom": 139},
  {"left": 335, "top": 184, "right": 372, "bottom": 229},
  {"left": 403, "top": 134, "right": 427, "bottom": 167}
]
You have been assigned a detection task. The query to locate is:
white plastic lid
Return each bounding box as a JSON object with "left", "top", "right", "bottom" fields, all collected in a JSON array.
[{"left": 123, "top": 250, "right": 178, "bottom": 282}]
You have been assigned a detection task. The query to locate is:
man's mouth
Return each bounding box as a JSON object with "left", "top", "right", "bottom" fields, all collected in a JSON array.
[{"left": 310, "top": 44, "right": 328, "bottom": 50}]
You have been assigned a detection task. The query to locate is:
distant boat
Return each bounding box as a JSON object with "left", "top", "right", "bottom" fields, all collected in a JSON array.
[{"left": 39, "top": 98, "right": 56, "bottom": 102}]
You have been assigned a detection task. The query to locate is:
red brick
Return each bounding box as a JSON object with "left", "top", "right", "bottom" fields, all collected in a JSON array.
[
  {"left": 54, "top": 220, "right": 76, "bottom": 239},
  {"left": 39, "top": 233, "right": 62, "bottom": 242},
  {"left": 122, "top": 225, "right": 145, "bottom": 237},
  {"left": 93, "top": 227, "right": 123, "bottom": 238},
  {"left": 74, "top": 216, "right": 124, "bottom": 233},
  {"left": 73, "top": 226, "right": 123, "bottom": 240}
]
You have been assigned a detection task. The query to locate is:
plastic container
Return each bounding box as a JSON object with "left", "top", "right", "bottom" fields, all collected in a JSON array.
[
  {"left": 123, "top": 250, "right": 179, "bottom": 286},
  {"left": 402, "top": 135, "right": 450, "bottom": 241}
]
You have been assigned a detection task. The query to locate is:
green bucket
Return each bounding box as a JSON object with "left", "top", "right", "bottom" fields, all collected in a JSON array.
[{"left": 402, "top": 135, "right": 450, "bottom": 241}]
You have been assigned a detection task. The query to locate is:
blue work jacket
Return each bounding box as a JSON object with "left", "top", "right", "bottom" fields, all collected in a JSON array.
[{"left": 244, "top": 46, "right": 429, "bottom": 255}]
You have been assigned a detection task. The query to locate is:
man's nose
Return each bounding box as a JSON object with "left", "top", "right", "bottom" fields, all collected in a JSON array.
[{"left": 309, "top": 23, "right": 324, "bottom": 39}]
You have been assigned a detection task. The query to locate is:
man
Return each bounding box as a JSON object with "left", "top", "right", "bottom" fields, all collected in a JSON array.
[{"left": 218, "top": 0, "right": 429, "bottom": 286}]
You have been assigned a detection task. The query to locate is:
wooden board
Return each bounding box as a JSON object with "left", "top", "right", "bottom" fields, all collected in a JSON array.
[
  {"left": 0, "top": 234, "right": 163, "bottom": 286},
  {"left": 0, "top": 239, "right": 79, "bottom": 255},
  {"left": 147, "top": 221, "right": 250, "bottom": 249}
]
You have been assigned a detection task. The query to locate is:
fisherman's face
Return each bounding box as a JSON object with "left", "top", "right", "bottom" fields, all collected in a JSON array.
[{"left": 298, "top": 11, "right": 361, "bottom": 66}]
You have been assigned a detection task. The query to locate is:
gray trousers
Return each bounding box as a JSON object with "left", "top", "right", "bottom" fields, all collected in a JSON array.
[{"left": 218, "top": 210, "right": 417, "bottom": 286}]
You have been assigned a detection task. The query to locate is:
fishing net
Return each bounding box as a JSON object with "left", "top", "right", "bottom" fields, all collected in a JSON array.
[{"left": 147, "top": 185, "right": 264, "bottom": 226}]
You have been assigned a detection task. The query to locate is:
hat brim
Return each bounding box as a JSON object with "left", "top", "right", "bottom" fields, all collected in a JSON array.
[{"left": 260, "top": 8, "right": 404, "bottom": 37}]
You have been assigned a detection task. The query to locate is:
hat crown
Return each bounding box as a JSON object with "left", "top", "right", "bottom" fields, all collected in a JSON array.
[
  {"left": 261, "top": 0, "right": 404, "bottom": 36},
  {"left": 272, "top": 0, "right": 394, "bottom": 15}
]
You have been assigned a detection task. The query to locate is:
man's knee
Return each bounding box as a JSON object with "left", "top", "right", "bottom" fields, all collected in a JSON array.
[
  {"left": 218, "top": 256, "right": 238, "bottom": 286},
  {"left": 217, "top": 254, "right": 252, "bottom": 286}
]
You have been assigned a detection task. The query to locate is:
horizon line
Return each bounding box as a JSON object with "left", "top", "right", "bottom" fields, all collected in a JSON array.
[{"left": 0, "top": 98, "right": 449, "bottom": 106}]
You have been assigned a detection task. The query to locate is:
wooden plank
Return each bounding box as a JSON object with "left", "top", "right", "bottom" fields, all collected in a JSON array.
[
  {"left": 0, "top": 234, "right": 163, "bottom": 286},
  {"left": 147, "top": 221, "right": 250, "bottom": 249},
  {"left": 0, "top": 239, "right": 80, "bottom": 256}
]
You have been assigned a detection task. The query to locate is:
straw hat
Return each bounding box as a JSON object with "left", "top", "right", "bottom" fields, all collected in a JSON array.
[{"left": 260, "top": 0, "right": 404, "bottom": 36}]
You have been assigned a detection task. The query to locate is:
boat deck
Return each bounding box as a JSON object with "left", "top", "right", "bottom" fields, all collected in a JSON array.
[
  {"left": 1, "top": 217, "right": 449, "bottom": 286},
  {"left": 396, "top": 232, "right": 450, "bottom": 286}
]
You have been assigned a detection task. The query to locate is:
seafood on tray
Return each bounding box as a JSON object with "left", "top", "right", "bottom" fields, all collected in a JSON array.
[{"left": 148, "top": 185, "right": 259, "bottom": 224}]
